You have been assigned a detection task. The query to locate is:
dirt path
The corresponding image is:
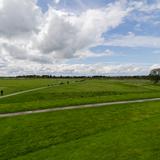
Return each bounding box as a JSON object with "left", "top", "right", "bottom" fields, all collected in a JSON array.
[{"left": 0, "top": 97, "right": 160, "bottom": 118}]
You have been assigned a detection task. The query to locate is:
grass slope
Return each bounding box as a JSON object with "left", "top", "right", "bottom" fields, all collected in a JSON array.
[
  {"left": 0, "top": 101, "right": 160, "bottom": 159},
  {"left": 0, "top": 79, "right": 61, "bottom": 94},
  {"left": 0, "top": 79, "right": 160, "bottom": 113}
]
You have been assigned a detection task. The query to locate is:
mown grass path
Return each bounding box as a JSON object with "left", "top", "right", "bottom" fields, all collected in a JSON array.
[{"left": 1, "top": 97, "right": 160, "bottom": 118}]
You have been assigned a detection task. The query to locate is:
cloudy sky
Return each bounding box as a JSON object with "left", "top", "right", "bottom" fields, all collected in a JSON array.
[{"left": 0, "top": 0, "right": 160, "bottom": 76}]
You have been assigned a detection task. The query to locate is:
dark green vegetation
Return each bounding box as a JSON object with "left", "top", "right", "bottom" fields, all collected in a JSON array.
[
  {"left": 150, "top": 75, "right": 160, "bottom": 84},
  {"left": 0, "top": 78, "right": 160, "bottom": 113},
  {"left": 0, "top": 101, "right": 160, "bottom": 160}
]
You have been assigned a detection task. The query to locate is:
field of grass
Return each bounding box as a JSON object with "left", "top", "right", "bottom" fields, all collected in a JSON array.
[
  {"left": 1, "top": 78, "right": 160, "bottom": 159},
  {"left": 0, "top": 78, "right": 60, "bottom": 94},
  {"left": 0, "top": 78, "right": 160, "bottom": 113},
  {"left": 0, "top": 101, "right": 160, "bottom": 160}
]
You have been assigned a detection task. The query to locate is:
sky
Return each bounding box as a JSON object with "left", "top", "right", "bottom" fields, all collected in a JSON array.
[{"left": 0, "top": 0, "right": 160, "bottom": 76}]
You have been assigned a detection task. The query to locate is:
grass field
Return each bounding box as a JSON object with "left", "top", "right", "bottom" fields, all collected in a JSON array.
[
  {"left": 1, "top": 78, "right": 160, "bottom": 160},
  {"left": 0, "top": 101, "right": 160, "bottom": 160},
  {"left": 0, "top": 78, "right": 160, "bottom": 113}
]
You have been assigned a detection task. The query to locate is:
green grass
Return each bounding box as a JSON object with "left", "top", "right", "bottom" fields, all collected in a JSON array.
[
  {"left": 0, "top": 101, "right": 160, "bottom": 160},
  {"left": 0, "top": 78, "right": 59, "bottom": 94},
  {"left": 0, "top": 78, "right": 160, "bottom": 113}
]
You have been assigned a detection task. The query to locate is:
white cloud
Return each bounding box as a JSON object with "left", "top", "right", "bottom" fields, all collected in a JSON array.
[
  {"left": 0, "top": 62, "right": 150, "bottom": 76},
  {"left": 129, "top": 0, "right": 160, "bottom": 13},
  {"left": 53, "top": 0, "right": 61, "bottom": 4},
  {"left": 35, "top": 2, "right": 128, "bottom": 59},
  {"left": 150, "top": 64, "right": 160, "bottom": 71},
  {"left": 105, "top": 33, "right": 160, "bottom": 48},
  {"left": 127, "top": 0, "right": 160, "bottom": 24},
  {"left": 0, "top": 0, "right": 3, "bottom": 10},
  {"left": 0, "top": 0, "right": 157, "bottom": 76},
  {"left": 0, "top": 0, "right": 129, "bottom": 69},
  {"left": 75, "top": 49, "right": 114, "bottom": 58},
  {"left": 0, "top": 0, "right": 42, "bottom": 37}
]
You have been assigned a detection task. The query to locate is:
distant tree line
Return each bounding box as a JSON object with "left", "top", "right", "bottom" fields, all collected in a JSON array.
[{"left": 15, "top": 75, "right": 151, "bottom": 79}]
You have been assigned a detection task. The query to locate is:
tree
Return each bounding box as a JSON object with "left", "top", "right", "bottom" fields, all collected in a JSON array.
[{"left": 150, "top": 74, "right": 160, "bottom": 84}]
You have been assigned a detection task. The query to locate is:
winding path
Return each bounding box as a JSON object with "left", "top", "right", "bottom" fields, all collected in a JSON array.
[{"left": 0, "top": 97, "right": 160, "bottom": 118}]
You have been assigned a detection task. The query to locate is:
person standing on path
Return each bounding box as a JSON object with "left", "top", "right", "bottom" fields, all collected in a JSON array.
[{"left": 1, "top": 90, "right": 3, "bottom": 96}]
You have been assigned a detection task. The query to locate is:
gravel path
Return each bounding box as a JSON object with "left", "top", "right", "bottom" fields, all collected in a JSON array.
[{"left": 0, "top": 97, "right": 160, "bottom": 118}]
